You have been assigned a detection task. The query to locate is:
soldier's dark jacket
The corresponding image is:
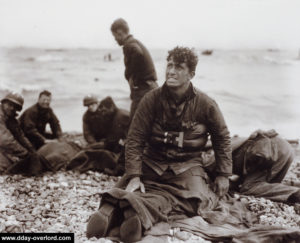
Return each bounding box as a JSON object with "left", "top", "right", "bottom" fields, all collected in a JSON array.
[
  {"left": 123, "top": 35, "right": 157, "bottom": 91},
  {"left": 125, "top": 82, "right": 232, "bottom": 177},
  {"left": 19, "top": 103, "right": 62, "bottom": 148},
  {"left": 83, "top": 97, "right": 130, "bottom": 152},
  {"left": 0, "top": 104, "right": 34, "bottom": 171}
]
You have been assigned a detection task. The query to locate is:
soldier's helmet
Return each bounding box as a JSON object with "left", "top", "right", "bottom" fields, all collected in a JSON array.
[
  {"left": 83, "top": 94, "right": 98, "bottom": 107},
  {"left": 1, "top": 92, "right": 24, "bottom": 111}
]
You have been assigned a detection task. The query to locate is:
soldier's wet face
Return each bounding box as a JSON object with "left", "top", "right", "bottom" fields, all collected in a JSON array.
[
  {"left": 112, "top": 30, "right": 126, "bottom": 46},
  {"left": 2, "top": 101, "right": 18, "bottom": 117},
  {"left": 165, "top": 58, "right": 194, "bottom": 88},
  {"left": 38, "top": 94, "right": 51, "bottom": 109},
  {"left": 88, "top": 103, "right": 98, "bottom": 113},
  {"left": 99, "top": 103, "right": 114, "bottom": 117}
]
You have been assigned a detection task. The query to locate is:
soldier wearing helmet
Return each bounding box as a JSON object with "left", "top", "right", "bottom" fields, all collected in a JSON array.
[
  {"left": 0, "top": 92, "right": 36, "bottom": 173},
  {"left": 82, "top": 95, "right": 130, "bottom": 150},
  {"left": 19, "top": 90, "right": 62, "bottom": 149},
  {"left": 70, "top": 95, "right": 130, "bottom": 175}
]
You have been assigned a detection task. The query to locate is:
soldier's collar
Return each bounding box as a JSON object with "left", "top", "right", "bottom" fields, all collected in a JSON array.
[{"left": 162, "top": 82, "right": 196, "bottom": 105}]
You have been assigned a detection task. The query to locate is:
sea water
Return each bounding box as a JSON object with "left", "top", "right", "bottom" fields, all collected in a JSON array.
[{"left": 0, "top": 47, "right": 299, "bottom": 139}]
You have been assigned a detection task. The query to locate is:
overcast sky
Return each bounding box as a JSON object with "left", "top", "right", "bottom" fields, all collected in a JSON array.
[{"left": 0, "top": 0, "right": 300, "bottom": 49}]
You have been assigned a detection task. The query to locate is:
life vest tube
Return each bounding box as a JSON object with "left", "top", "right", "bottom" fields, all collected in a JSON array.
[{"left": 150, "top": 123, "right": 208, "bottom": 151}]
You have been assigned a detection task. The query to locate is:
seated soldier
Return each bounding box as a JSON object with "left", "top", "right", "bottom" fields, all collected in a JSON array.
[
  {"left": 19, "top": 90, "right": 62, "bottom": 149},
  {"left": 0, "top": 92, "right": 42, "bottom": 174},
  {"left": 86, "top": 47, "right": 232, "bottom": 242},
  {"left": 82, "top": 95, "right": 129, "bottom": 152},
  {"left": 66, "top": 96, "right": 130, "bottom": 174}
]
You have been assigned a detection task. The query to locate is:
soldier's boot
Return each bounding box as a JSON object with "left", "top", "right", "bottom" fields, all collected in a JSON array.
[
  {"left": 86, "top": 203, "right": 119, "bottom": 239},
  {"left": 120, "top": 208, "right": 142, "bottom": 242}
]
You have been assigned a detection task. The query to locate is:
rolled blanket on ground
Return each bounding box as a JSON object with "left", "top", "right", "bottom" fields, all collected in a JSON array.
[
  {"left": 100, "top": 185, "right": 300, "bottom": 242},
  {"left": 37, "top": 141, "right": 81, "bottom": 171},
  {"left": 5, "top": 152, "right": 52, "bottom": 176},
  {"left": 66, "top": 148, "right": 119, "bottom": 173}
]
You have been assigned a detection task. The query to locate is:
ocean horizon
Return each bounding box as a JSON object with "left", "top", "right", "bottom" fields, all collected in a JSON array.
[{"left": 1, "top": 47, "right": 300, "bottom": 139}]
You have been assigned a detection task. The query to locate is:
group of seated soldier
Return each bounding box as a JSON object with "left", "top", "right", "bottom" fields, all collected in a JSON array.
[
  {"left": 0, "top": 91, "right": 60, "bottom": 174},
  {"left": 0, "top": 90, "right": 129, "bottom": 175}
]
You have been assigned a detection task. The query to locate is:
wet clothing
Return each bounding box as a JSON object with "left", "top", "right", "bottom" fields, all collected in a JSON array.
[
  {"left": 232, "top": 135, "right": 299, "bottom": 202},
  {"left": 19, "top": 103, "right": 62, "bottom": 149},
  {"left": 204, "top": 133, "right": 299, "bottom": 202},
  {"left": 83, "top": 107, "right": 107, "bottom": 144},
  {"left": 0, "top": 104, "right": 34, "bottom": 172},
  {"left": 38, "top": 141, "right": 81, "bottom": 171},
  {"left": 102, "top": 164, "right": 219, "bottom": 231},
  {"left": 123, "top": 35, "right": 157, "bottom": 92},
  {"left": 72, "top": 97, "right": 130, "bottom": 174},
  {"left": 98, "top": 82, "right": 232, "bottom": 232},
  {"left": 122, "top": 35, "right": 158, "bottom": 119},
  {"left": 129, "top": 81, "right": 158, "bottom": 121},
  {"left": 82, "top": 97, "right": 130, "bottom": 152},
  {"left": 126, "top": 82, "right": 232, "bottom": 178}
]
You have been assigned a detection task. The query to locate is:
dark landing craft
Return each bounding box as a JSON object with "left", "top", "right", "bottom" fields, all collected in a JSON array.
[{"left": 201, "top": 49, "right": 213, "bottom": 56}]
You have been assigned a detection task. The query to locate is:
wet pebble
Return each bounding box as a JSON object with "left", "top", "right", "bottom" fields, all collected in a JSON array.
[{"left": 0, "top": 135, "right": 299, "bottom": 242}]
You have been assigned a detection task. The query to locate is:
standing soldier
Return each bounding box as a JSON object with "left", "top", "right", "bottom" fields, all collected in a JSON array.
[{"left": 111, "top": 18, "right": 158, "bottom": 120}]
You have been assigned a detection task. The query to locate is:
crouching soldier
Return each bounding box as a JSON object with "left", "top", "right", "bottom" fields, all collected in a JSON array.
[
  {"left": 82, "top": 95, "right": 129, "bottom": 152},
  {"left": 66, "top": 95, "right": 129, "bottom": 175},
  {"left": 0, "top": 92, "right": 49, "bottom": 175},
  {"left": 204, "top": 129, "right": 300, "bottom": 203},
  {"left": 19, "top": 90, "right": 62, "bottom": 149}
]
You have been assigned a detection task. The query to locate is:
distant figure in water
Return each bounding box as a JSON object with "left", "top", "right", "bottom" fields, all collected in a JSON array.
[
  {"left": 19, "top": 90, "right": 62, "bottom": 149},
  {"left": 0, "top": 92, "right": 44, "bottom": 174},
  {"left": 104, "top": 53, "right": 112, "bottom": 62},
  {"left": 110, "top": 18, "right": 158, "bottom": 121}
]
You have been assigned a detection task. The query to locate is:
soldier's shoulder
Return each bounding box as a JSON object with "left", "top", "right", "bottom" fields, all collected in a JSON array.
[
  {"left": 143, "top": 86, "right": 162, "bottom": 100},
  {"left": 27, "top": 103, "right": 38, "bottom": 111},
  {"left": 124, "top": 40, "right": 143, "bottom": 54},
  {"left": 21, "top": 103, "right": 38, "bottom": 116},
  {"left": 193, "top": 87, "right": 215, "bottom": 103}
]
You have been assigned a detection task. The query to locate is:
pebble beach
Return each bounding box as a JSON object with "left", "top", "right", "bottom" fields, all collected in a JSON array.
[{"left": 0, "top": 134, "right": 299, "bottom": 243}]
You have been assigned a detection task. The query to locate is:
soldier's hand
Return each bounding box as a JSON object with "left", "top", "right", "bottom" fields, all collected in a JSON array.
[
  {"left": 125, "top": 177, "right": 145, "bottom": 193},
  {"left": 213, "top": 176, "right": 229, "bottom": 197}
]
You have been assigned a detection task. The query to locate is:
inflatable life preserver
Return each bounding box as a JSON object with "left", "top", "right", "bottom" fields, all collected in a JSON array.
[{"left": 150, "top": 123, "right": 208, "bottom": 151}]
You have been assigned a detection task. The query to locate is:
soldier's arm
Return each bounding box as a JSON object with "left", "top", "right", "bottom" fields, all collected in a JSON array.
[
  {"left": 206, "top": 100, "right": 232, "bottom": 177},
  {"left": 22, "top": 110, "right": 46, "bottom": 145},
  {"left": 82, "top": 116, "right": 97, "bottom": 144},
  {"left": 124, "top": 43, "right": 144, "bottom": 82},
  {"left": 0, "top": 121, "right": 29, "bottom": 157},
  {"left": 49, "top": 109, "right": 62, "bottom": 138},
  {"left": 7, "top": 118, "right": 35, "bottom": 152},
  {"left": 125, "top": 91, "right": 156, "bottom": 177}
]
